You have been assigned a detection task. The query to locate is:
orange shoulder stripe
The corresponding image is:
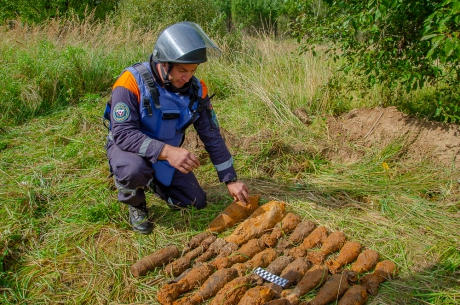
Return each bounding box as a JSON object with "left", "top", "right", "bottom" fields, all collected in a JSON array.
[
  {"left": 113, "top": 71, "right": 140, "bottom": 103},
  {"left": 200, "top": 79, "right": 208, "bottom": 98}
]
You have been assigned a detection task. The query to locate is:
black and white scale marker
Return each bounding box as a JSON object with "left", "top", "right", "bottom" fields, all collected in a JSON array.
[{"left": 253, "top": 267, "right": 290, "bottom": 288}]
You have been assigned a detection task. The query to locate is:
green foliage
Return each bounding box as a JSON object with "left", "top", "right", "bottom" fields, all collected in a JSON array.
[
  {"left": 433, "top": 87, "right": 460, "bottom": 122},
  {"left": 0, "top": 0, "right": 117, "bottom": 24},
  {"left": 423, "top": 0, "right": 460, "bottom": 64},
  {"left": 422, "top": 0, "right": 460, "bottom": 122},
  {"left": 231, "top": 0, "right": 281, "bottom": 33},
  {"left": 115, "top": 0, "right": 225, "bottom": 34},
  {"left": 291, "top": 0, "right": 460, "bottom": 123},
  {"left": 211, "top": 0, "right": 232, "bottom": 30}
]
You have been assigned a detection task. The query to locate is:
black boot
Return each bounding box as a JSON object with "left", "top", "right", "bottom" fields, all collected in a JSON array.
[{"left": 129, "top": 201, "right": 153, "bottom": 234}]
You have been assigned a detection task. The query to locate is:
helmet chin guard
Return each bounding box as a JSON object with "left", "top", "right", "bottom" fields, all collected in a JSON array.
[{"left": 152, "top": 21, "right": 221, "bottom": 64}]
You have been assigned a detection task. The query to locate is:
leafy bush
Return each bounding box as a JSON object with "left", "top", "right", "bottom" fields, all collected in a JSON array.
[
  {"left": 211, "top": 0, "right": 232, "bottom": 31},
  {"left": 291, "top": 0, "right": 460, "bottom": 123},
  {"left": 231, "top": 0, "right": 281, "bottom": 34}
]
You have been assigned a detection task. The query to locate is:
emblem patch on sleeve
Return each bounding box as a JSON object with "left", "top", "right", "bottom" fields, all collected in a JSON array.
[
  {"left": 113, "top": 102, "right": 130, "bottom": 122},
  {"left": 210, "top": 106, "right": 219, "bottom": 128}
]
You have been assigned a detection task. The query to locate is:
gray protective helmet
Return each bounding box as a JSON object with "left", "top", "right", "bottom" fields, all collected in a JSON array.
[{"left": 152, "top": 21, "right": 221, "bottom": 64}]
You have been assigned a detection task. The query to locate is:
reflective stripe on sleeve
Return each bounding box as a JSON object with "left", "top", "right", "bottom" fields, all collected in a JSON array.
[
  {"left": 138, "top": 138, "right": 152, "bottom": 157},
  {"left": 214, "top": 157, "right": 234, "bottom": 172}
]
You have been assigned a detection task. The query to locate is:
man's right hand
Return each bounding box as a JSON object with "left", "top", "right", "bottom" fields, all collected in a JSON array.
[
  {"left": 226, "top": 180, "right": 250, "bottom": 205},
  {"left": 158, "top": 144, "right": 200, "bottom": 174}
]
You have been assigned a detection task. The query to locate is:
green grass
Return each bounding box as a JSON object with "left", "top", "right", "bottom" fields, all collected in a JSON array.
[
  {"left": 0, "top": 17, "right": 159, "bottom": 129},
  {"left": 1, "top": 17, "right": 459, "bottom": 305}
]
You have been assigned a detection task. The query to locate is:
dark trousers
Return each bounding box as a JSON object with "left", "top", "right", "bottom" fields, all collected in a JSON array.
[{"left": 106, "top": 141, "right": 207, "bottom": 209}]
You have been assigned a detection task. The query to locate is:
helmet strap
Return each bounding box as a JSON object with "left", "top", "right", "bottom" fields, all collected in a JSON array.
[
  {"left": 158, "top": 63, "right": 173, "bottom": 87},
  {"left": 158, "top": 62, "right": 190, "bottom": 93}
]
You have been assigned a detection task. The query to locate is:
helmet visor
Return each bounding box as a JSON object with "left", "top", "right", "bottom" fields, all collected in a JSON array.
[{"left": 153, "top": 22, "right": 221, "bottom": 63}]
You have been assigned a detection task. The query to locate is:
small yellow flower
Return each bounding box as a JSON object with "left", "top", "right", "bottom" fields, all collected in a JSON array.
[{"left": 382, "top": 162, "right": 389, "bottom": 171}]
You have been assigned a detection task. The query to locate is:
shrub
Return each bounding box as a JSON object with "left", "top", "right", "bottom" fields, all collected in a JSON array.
[{"left": 291, "top": 0, "right": 460, "bottom": 122}]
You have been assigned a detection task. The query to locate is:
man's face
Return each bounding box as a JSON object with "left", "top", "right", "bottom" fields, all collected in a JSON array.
[{"left": 165, "top": 63, "right": 198, "bottom": 88}]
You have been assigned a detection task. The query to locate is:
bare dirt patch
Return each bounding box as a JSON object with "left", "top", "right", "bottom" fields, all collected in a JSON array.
[
  {"left": 324, "top": 106, "right": 460, "bottom": 168},
  {"left": 183, "top": 106, "right": 460, "bottom": 169}
]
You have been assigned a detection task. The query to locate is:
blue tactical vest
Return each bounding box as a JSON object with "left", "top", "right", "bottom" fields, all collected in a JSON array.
[{"left": 104, "top": 62, "right": 205, "bottom": 186}]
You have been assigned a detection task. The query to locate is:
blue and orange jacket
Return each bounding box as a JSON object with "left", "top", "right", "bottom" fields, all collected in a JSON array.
[{"left": 106, "top": 61, "right": 236, "bottom": 186}]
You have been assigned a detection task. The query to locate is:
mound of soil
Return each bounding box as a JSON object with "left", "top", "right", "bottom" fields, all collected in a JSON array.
[
  {"left": 324, "top": 106, "right": 460, "bottom": 168},
  {"left": 183, "top": 106, "right": 460, "bottom": 169}
]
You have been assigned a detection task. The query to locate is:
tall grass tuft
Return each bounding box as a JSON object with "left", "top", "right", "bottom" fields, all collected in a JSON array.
[{"left": 0, "top": 14, "right": 162, "bottom": 128}]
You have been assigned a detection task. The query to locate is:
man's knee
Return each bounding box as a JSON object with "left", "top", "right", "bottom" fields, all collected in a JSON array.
[
  {"left": 191, "top": 191, "right": 207, "bottom": 210},
  {"left": 169, "top": 189, "right": 207, "bottom": 209},
  {"left": 166, "top": 171, "right": 207, "bottom": 209},
  {"left": 119, "top": 162, "right": 144, "bottom": 180},
  {"left": 113, "top": 159, "right": 154, "bottom": 187}
]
